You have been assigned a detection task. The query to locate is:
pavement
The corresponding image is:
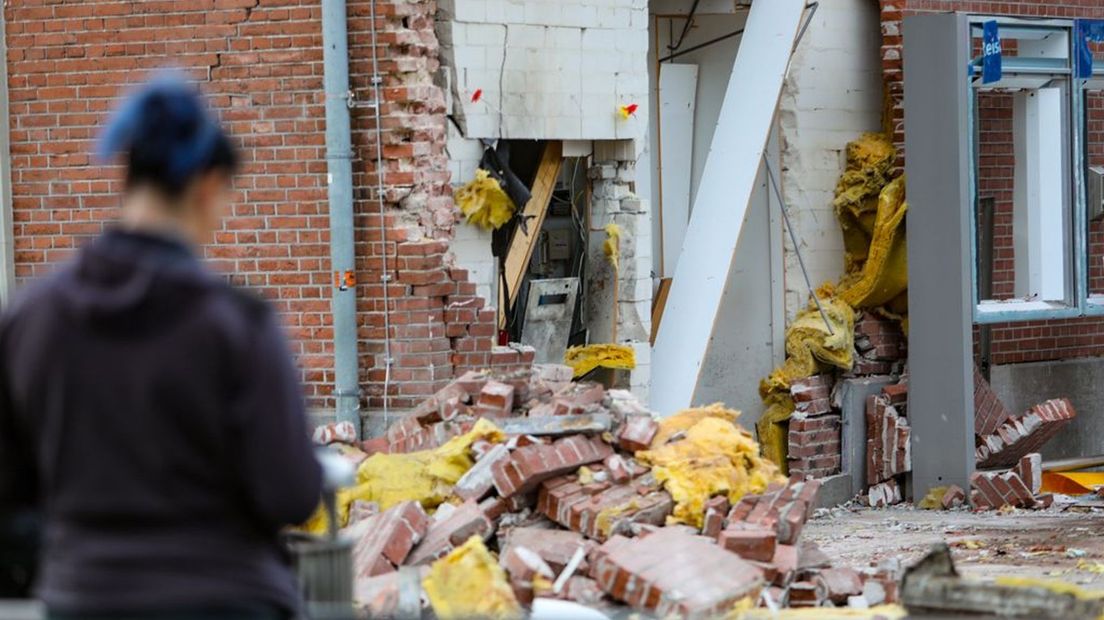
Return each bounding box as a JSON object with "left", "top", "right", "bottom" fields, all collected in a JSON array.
[{"left": 806, "top": 499, "right": 1104, "bottom": 591}]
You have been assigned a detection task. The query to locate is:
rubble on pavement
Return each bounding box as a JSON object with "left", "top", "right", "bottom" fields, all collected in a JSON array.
[{"left": 311, "top": 366, "right": 913, "bottom": 618}]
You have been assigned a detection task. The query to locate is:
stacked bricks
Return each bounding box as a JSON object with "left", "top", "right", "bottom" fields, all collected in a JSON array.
[
  {"left": 537, "top": 472, "right": 673, "bottom": 542},
  {"left": 865, "top": 389, "right": 911, "bottom": 497},
  {"left": 976, "top": 398, "right": 1075, "bottom": 468},
  {"left": 590, "top": 528, "right": 765, "bottom": 619},
  {"left": 974, "top": 367, "right": 1014, "bottom": 436},
  {"left": 787, "top": 375, "right": 842, "bottom": 479},
  {"left": 851, "top": 312, "right": 907, "bottom": 376}
]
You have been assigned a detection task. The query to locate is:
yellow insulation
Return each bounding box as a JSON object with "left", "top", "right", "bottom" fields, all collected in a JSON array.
[
  {"left": 564, "top": 343, "right": 636, "bottom": 378},
  {"left": 454, "top": 169, "right": 516, "bottom": 230},
  {"left": 603, "top": 222, "right": 622, "bottom": 271},
  {"left": 423, "top": 536, "right": 522, "bottom": 620},
  {"left": 757, "top": 131, "right": 908, "bottom": 469},
  {"left": 300, "top": 418, "right": 505, "bottom": 534},
  {"left": 837, "top": 175, "right": 909, "bottom": 312},
  {"left": 637, "top": 404, "right": 785, "bottom": 528}
]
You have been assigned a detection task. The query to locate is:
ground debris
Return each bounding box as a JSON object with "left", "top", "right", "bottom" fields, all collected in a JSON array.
[{"left": 901, "top": 543, "right": 1104, "bottom": 618}]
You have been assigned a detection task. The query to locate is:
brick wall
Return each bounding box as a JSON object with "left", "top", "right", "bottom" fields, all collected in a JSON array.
[
  {"left": 880, "top": 0, "right": 1104, "bottom": 365},
  {"left": 4, "top": 0, "right": 528, "bottom": 413}
]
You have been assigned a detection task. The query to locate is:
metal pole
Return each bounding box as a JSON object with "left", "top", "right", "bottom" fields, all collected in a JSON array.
[{"left": 321, "top": 0, "right": 361, "bottom": 436}]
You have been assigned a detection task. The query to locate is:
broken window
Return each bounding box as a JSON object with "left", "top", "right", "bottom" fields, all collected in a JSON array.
[{"left": 970, "top": 22, "right": 1079, "bottom": 322}]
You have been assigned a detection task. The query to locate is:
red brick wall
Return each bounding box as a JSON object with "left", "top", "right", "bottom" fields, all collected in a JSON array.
[
  {"left": 4, "top": 0, "right": 525, "bottom": 412},
  {"left": 880, "top": 0, "right": 1104, "bottom": 365}
]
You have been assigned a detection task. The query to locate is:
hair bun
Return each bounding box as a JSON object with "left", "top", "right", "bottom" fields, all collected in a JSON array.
[{"left": 97, "top": 72, "right": 237, "bottom": 197}]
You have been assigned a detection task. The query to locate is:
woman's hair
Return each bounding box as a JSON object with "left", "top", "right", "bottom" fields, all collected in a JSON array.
[{"left": 97, "top": 74, "right": 238, "bottom": 199}]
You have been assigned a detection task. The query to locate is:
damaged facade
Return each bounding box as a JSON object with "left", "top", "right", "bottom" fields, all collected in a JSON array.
[{"left": 10, "top": 0, "right": 1104, "bottom": 616}]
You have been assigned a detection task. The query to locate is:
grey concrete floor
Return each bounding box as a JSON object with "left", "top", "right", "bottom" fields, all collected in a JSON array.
[{"left": 805, "top": 500, "right": 1104, "bottom": 590}]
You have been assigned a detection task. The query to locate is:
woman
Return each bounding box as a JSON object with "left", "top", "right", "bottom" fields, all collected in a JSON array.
[{"left": 0, "top": 77, "right": 323, "bottom": 619}]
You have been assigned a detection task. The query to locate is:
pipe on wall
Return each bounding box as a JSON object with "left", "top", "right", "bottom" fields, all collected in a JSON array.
[
  {"left": 321, "top": 0, "right": 361, "bottom": 435},
  {"left": 0, "top": 9, "right": 15, "bottom": 305}
]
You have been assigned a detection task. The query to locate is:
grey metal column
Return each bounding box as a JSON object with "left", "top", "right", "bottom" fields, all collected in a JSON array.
[
  {"left": 0, "top": 8, "right": 15, "bottom": 306},
  {"left": 903, "top": 13, "right": 975, "bottom": 497},
  {"left": 321, "top": 0, "right": 361, "bottom": 434}
]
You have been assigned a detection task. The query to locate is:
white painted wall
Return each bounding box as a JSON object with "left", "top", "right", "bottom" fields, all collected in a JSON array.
[
  {"left": 438, "top": 0, "right": 650, "bottom": 141},
  {"left": 777, "top": 0, "right": 884, "bottom": 319},
  {"left": 446, "top": 123, "right": 497, "bottom": 303},
  {"left": 646, "top": 0, "right": 882, "bottom": 421}
]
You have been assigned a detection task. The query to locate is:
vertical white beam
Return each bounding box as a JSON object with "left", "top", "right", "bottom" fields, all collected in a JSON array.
[
  {"left": 1013, "top": 88, "right": 1065, "bottom": 301},
  {"left": 650, "top": 0, "right": 806, "bottom": 415},
  {"left": 658, "top": 63, "right": 699, "bottom": 277}
]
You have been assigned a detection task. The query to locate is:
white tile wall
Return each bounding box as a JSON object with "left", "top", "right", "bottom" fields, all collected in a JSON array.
[{"left": 439, "top": 0, "right": 649, "bottom": 140}]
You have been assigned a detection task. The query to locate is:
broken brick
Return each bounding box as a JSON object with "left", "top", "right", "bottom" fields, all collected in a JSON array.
[
  {"left": 503, "top": 527, "right": 597, "bottom": 574},
  {"left": 970, "top": 471, "right": 1035, "bottom": 509},
  {"left": 405, "top": 499, "right": 493, "bottom": 566},
  {"left": 501, "top": 546, "right": 554, "bottom": 605},
  {"left": 616, "top": 414, "right": 658, "bottom": 453},
  {"left": 1015, "top": 453, "right": 1042, "bottom": 495},
  {"left": 559, "top": 576, "right": 605, "bottom": 606},
  {"left": 868, "top": 478, "right": 902, "bottom": 508},
  {"left": 788, "top": 580, "right": 827, "bottom": 608},
  {"left": 702, "top": 495, "right": 730, "bottom": 539},
  {"left": 818, "top": 567, "right": 864, "bottom": 604},
  {"left": 941, "top": 485, "right": 966, "bottom": 509},
  {"left": 477, "top": 380, "right": 515, "bottom": 417},
  {"left": 977, "top": 399, "right": 1075, "bottom": 468},
  {"left": 453, "top": 443, "right": 510, "bottom": 501},
  {"left": 537, "top": 473, "right": 673, "bottom": 542},
  {"left": 718, "top": 524, "right": 777, "bottom": 562},
  {"left": 492, "top": 434, "right": 613, "bottom": 498},
  {"left": 347, "top": 500, "right": 429, "bottom": 579},
  {"left": 592, "top": 528, "right": 765, "bottom": 618}
]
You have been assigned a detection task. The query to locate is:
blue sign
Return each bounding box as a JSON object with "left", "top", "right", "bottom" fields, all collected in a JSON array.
[
  {"left": 1076, "top": 20, "right": 1104, "bottom": 79},
  {"left": 982, "top": 20, "right": 1002, "bottom": 84}
]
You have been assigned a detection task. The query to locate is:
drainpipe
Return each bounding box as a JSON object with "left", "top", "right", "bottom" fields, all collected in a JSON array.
[
  {"left": 0, "top": 10, "right": 15, "bottom": 305},
  {"left": 321, "top": 0, "right": 361, "bottom": 435}
]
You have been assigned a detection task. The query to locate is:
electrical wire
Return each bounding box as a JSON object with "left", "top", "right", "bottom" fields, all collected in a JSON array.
[{"left": 368, "top": 0, "right": 394, "bottom": 426}]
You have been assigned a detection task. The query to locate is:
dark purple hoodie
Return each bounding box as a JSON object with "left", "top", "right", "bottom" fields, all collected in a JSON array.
[{"left": 0, "top": 229, "right": 322, "bottom": 615}]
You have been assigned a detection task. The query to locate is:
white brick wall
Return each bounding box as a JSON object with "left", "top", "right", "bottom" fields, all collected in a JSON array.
[
  {"left": 438, "top": 0, "right": 649, "bottom": 140},
  {"left": 778, "top": 0, "right": 883, "bottom": 319}
]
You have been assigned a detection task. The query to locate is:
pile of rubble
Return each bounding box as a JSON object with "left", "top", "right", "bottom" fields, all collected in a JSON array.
[
  {"left": 782, "top": 310, "right": 1075, "bottom": 511},
  {"left": 311, "top": 366, "right": 902, "bottom": 617}
]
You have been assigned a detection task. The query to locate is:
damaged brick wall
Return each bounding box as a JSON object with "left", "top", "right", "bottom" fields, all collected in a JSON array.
[
  {"left": 879, "top": 0, "right": 1104, "bottom": 366},
  {"left": 4, "top": 0, "right": 518, "bottom": 413}
]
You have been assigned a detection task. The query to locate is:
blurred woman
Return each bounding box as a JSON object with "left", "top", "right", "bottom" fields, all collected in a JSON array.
[{"left": 0, "top": 76, "right": 322, "bottom": 619}]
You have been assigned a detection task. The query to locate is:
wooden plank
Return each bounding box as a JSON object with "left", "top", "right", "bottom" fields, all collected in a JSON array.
[
  {"left": 650, "top": 277, "right": 673, "bottom": 344},
  {"left": 651, "top": 0, "right": 806, "bottom": 415},
  {"left": 500, "top": 141, "right": 564, "bottom": 325}
]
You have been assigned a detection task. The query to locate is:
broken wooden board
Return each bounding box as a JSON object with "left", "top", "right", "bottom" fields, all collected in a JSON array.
[{"left": 500, "top": 141, "right": 564, "bottom": 328}]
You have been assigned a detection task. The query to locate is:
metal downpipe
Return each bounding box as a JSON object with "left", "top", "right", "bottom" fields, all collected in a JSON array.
[{"left": 321, "top": 0, "right": 361, "bottom": 435}]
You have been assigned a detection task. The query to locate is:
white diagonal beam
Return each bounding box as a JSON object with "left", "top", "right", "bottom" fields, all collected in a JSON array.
[{"left": 651, "top": 0, "right": 806, "bottom": 415}]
